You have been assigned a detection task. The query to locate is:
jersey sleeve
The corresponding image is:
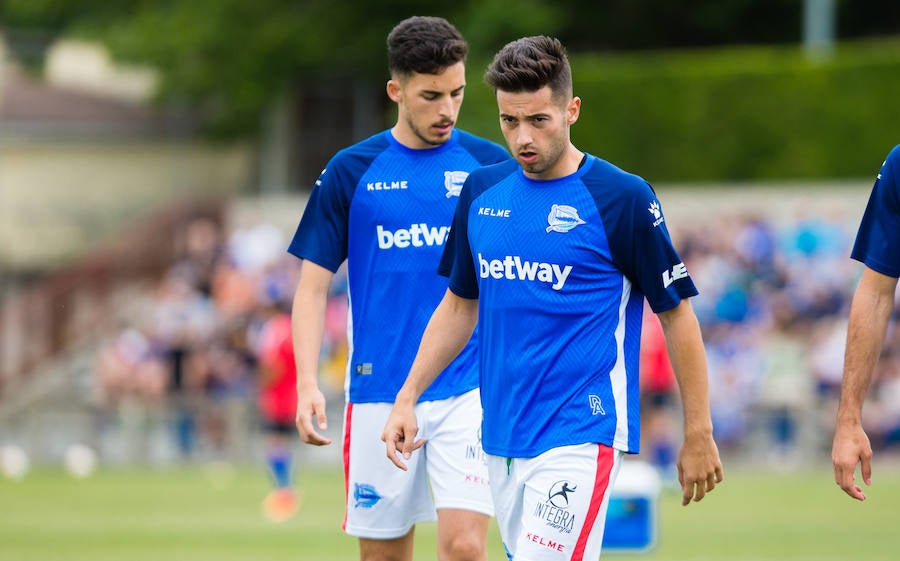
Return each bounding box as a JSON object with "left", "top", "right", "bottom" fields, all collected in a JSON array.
[
  {"left": 607, "top": 180, "right": 698, "bottom": 313},
  {"left": 440, "top": 174, "right": 480, "bottom": 299},
  {"left": 287, "top": 155, "right": 356, "bottom": 272},
  {"left": 851, "top": 145, "right": 900, "bottom": 278}
]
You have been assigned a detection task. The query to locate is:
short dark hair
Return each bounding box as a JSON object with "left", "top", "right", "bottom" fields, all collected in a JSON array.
[
  {"left": 484, "top": 36, "right": 572, "bottom": 103},
  {"left": 387, "top": 16, "right": 467, "bottom": 77}
]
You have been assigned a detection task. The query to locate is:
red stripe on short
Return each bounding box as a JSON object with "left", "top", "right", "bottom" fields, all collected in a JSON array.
[
  {"left": 341, "top": 403, "right": 353, "bottom": 531},
  {"left": 571, "top": 445, "right": 615, "bottom": 561}
]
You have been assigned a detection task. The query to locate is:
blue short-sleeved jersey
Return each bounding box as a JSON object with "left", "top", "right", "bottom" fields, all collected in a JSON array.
[
  {"left": 852, "top": 144, "right": 900, "bottom": 278},
  {"left": 441, "top": 154, "right": 697, "bottom": 458},
  {"left": 288, "top": 129, "right": 509, "bottom": 404}
]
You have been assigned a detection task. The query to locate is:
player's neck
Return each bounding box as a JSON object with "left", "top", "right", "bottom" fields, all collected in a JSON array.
[
  {"left": 390, "top": 124, "right": 451, "bottom": 151},
  {"left": 526, "top": 146, "right": 584, "bottom": 181}
]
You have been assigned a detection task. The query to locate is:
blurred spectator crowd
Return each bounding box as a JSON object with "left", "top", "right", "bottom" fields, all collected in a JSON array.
[
  {"left": 672, "top": 209, "right": 900, "bottom": 464},
  {"left": 92, "top": 203, "right": 900, "bottom": 466},
  {"left": 93, "top": 214, "right": 347, "bottom": 462}
]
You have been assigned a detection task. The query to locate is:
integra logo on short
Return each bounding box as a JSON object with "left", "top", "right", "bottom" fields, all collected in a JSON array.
[
  {"left": 377, "top": 224, "right": 450, "bottom": 249},
  {"left": 478, "top": 253, "right": 573, "bottom": 291},
  {"left": 533, "top": 480, "right": 577, "bottom": 534}
]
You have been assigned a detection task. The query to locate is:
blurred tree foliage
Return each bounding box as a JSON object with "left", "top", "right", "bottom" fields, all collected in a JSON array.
[
  {"left": 0, "top": 0, "right": 561, "bottom": 137},
  {"left": 0, "top": 0, "right": 898, "bottom": 138}
]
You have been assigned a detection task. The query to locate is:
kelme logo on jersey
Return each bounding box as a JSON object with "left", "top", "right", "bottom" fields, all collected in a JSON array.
[
  {"left": 649, "top": 200, "right": 665, "bottom": 227},
  {"left": 444, "top": 170, "right": 468, "bottom": 198},
  {"left": 478, "top": 253, "right": 573, "bottom": 291},
  {"left": 377, "top": 224, "right": 450, "bottom": 249},
  {"left": 533, "top": 480, "right": 577, "bottom": 534},
  {"left": 546, "top": 204, "right": 586, "bottom": 233},
  {"left": 367, "top": 179, "right": 408, "bottom": 191},
  {"left": 662, "top": 262, "right": 689, "bottom": 288}
]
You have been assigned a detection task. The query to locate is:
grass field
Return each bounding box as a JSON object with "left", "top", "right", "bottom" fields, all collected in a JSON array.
[{"left": 2, "top": 460, "right": 899, "bottom": 561}]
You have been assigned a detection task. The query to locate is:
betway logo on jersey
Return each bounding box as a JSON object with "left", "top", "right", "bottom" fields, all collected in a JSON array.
[
  {"left": 377, "top": 224, "right": 450, "bottom": 249},
  {"left": 478, "top": 253, "right": 573, "bottom": 291}
]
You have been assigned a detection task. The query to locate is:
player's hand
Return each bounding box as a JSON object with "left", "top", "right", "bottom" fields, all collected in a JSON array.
[
  {"left": 832, "top": 421, "right": 872, "bottom": 501},
  {"left": 677, "top": 431, "right": 724, "bottom": 506},
  {"left": 381, "top": 402, "right": 425, "bottom": 471},
  {"left": 295, "top": 386, "right": 332, "bottom": 446}
]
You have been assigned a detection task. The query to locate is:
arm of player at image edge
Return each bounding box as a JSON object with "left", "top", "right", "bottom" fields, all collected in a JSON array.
[
  {"left": 657, "top": 298, "right": 724, "bottom": 506},
  {"left": 832, "top": 266, "right": 899, "bottom": 501},
  {"left": 292, "top": 260, "right": 335, "bottom": 446},
  {"left": 381, "top": 289, "right": 478, "bottom": 470}
]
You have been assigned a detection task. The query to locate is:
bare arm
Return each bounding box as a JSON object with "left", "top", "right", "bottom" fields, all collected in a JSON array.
[
  {"left": 657, "top": 298, "right": 724, "bottom": 506},
  {"left": 832, "top": 266, "right": 899, "bottom": 500},
  {"left": 292, "top": 260, "right": 334, "bottom": 446},
  {"left": 382, "top": 289, "right": 478, "bottom": 470}
]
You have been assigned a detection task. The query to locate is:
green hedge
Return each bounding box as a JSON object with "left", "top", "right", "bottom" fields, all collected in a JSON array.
[{"left": 458, "top": 37, "right": 900, "bottom": 182}]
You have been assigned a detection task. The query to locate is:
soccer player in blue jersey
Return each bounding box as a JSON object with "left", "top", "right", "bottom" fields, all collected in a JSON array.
[
  {"left": 833, "top": 144, "right": 900, "bottom": 502},
  {"left": 383, "top": 36, "right": 723, "bottom": 560},
  {"left": 288, "top": 15, "right": 509, "bottom": 561}
]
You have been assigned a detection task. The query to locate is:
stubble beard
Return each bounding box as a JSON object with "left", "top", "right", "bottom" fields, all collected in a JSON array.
[{"left": 407, "top": 115, "right": 451, "bottom": 147}]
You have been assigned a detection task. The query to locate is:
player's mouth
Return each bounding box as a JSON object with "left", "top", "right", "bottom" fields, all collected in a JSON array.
[
  {"left": 433, "top": 121, "right": 454, "bottom": 134},
  {"left": 519, "top": 151, "right": 539, "bottom": 165}
]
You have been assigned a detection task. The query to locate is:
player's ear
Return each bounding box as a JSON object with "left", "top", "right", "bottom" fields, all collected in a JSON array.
[
  {"left": 566, "top": 97, "right": 581, "bottom": 125},
  {"left": 386, "top": 79, "right": 403, "bottom": 103}
]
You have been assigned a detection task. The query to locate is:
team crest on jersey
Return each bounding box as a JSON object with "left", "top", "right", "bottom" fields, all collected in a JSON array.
[
  {"left": 444, "top": 170, "right": 468, "bottom": 197},
  {"left": 649, "top": 200, "right": 665, "bottom": 227},
  {"left": 546, "top": 204, "right": 586, "bottom": 233}
]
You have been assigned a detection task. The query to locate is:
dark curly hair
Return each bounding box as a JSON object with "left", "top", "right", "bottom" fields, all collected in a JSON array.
[
  {"left": 387, "top": 16, "right": 468, "bottom": 77},
  {"left": 485, "top": 36, "right": 572, "bottom": 103}
]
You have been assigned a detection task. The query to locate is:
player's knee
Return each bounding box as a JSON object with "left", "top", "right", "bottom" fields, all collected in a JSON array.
[{"left": 440, "top": 533, "right": 485, "bottom": 561}]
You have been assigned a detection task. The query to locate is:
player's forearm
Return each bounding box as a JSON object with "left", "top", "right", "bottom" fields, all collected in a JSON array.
[
  {"left": 395, "top": 289, "right": 478, "bottom": 405},
  {"left": 658, "top": 300, "right": 713, "bottom": 436},
  {"left": 291, "top": 274, "right": 329, "bottom": 392},
  {"left": 837, "top": 270, "right": 897, "bottom": 423}
]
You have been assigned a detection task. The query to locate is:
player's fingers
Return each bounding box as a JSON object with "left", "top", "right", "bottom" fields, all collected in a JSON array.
[
  {"left": 704, "top": 472, "right": 718, "bottom": 493},
  {"left": 399, "top": 426, "right": 421, "bottom": 458},
  {"left": 841, "top": 479, "right": 865, "bottom": 501},
  {"left": 313, "top": 402, "right": 328, "bottom": 431},
  {"left": 384, "top": 432, "right": 408, "bottom": 471},
  {"left": 834, "top": 463, "right": 865, "bottom": 501},
  {"left": 693, "top": 475, "right": 708, "bottom": 502},
  {"left": 860, "top": 455, "right": 873, "bottom": 487},
  {"left": 296, "top": 411, "right": 331, "bottom": 446},
  {"left": 681, "top": 477, "right": 694, "bottom": 506},
  {"left": 303, "top": 425, "right": 332, "bottom": 446}
]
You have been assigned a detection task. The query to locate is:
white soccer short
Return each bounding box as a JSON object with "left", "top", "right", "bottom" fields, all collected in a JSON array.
[
  {"left": 341, "top": 388, "right": 492, "bottom": 539},
  {"left": 489, "top": 443, "right": 623, "bottom": 561}
]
